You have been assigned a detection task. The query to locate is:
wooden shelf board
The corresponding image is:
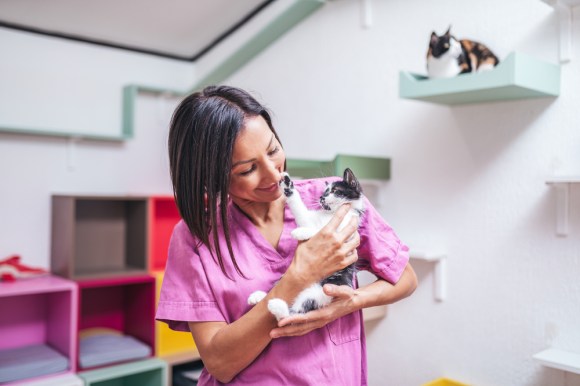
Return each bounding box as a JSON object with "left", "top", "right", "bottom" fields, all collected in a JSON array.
[{"left": 399, "top": 52, "right": 560, "bottom": 105}]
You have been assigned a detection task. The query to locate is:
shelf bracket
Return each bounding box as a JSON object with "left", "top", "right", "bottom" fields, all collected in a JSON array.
[
  {"left": 360, "top": 0, "right": 372, "bottom": 29},
  {"left": 410, "top": 251, "right": 447, "bottom": 302},
  {"left": 546, "top": 178, "right": 580, "bottom": 236},
  {"left": 66, "top": 136, "right": 81, "bottom": 171},
  {"left": 542, "top": 0, "right": 574, "bottom": 63}
]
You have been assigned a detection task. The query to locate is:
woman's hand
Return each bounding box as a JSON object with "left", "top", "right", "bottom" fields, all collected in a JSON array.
[
  {"left": 269, "top": 284, "right": 358, "bottom": 339},
  {"left": 288, "top": 204, "right": 360, "bottom": 285}
]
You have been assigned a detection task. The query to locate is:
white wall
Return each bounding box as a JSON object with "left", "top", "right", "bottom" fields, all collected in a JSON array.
[
  {"left": 0, "top": 28, "right": 190, "bottom": 263},
  {"left": 1, "top": 0, "right": 580, "bottom": 385},
  {"left": 224, "top": 0, "right": 580, "bottom": 385}
]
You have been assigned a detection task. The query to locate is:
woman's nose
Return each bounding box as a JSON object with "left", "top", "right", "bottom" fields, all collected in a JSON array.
[{"left": 266, "top": 160, "right": 282, "bottom": 182}]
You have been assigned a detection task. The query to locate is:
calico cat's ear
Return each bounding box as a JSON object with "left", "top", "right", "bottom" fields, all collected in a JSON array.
[
  {"left": 343, "top": 168, "right": 361, "bottom": 192},
  {"left": 444, "top": 26, "right": 451, "bottom": 36},
  {"left": 430, "top": 32, "right": 438, "bottom": 45}
]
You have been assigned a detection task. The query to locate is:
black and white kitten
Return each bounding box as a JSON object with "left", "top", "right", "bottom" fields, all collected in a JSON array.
[
  {"left": 427, "top": 27, "right": 499, "bottom": 78},
  {"left": 247, "top": 168, "right": 365, "bottom": 321}
]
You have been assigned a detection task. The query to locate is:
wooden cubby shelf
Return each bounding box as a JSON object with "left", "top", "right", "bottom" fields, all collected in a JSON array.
[
  {"left": 0, "top": 275, "right": 78, "bottom": 384},
  {"left": 77, "top": 275, "right": 156, "bottom": 371},
  {"left": 148, "top": 196, "right": 181, "bottom": 272},
  {"left": 15, "top": 373, "right": 84, "bottom": 386},
  {"left": 534, "top": 348, "right": 580, "bottom": 374},
  {"left": 286, "top": 154, "right": 390, "bottom": 181},
  {"left": 51, "top": 195, "right": 149, "bottom": 280},
  {"left": 399, "top": 52, "right": 560, "bottom": 105}
]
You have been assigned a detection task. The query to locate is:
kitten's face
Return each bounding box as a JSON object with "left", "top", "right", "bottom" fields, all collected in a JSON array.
[
  {"left": 320, "top": 168, "right": 363, "bottom": 212},
  {"left": 429, "top": 29, "right": 459, "bottom": 58}
]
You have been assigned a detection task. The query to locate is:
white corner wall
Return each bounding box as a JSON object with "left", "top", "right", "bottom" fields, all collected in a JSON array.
[{"left": 1, "top": 0, "right": 580, "bottom": 385}]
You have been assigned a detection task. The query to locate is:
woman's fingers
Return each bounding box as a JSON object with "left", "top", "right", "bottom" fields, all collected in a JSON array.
[
  {"left": 322, "top": 204, "right": 351, "bottom": 233},
  {"left": 337, "top": 215, "right": 359, "bottom": 242}
]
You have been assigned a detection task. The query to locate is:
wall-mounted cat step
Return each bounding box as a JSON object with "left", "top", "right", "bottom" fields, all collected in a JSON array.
[
  {"left": 399, "top": 52, "right": 560, "bottom": 105},
  {"left": 286, "top": 154, "right": 390, "bottom": 181},
  {"left": 534, "top": 348, "right": 580, "bottom": 374},
  {"left": 409, "top": 250, "right": 447, "bottom": 302},
  {"left": 546, "top": 176, "right": 580, "bottom": 236}
]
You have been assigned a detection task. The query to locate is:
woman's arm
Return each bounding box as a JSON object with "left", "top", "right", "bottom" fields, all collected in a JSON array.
[
  {"left": 188, "top": 205, "right": 360, "bottom": 383},
  {"left": 270, "top": 263, "right": 417, "bottom": 339}
]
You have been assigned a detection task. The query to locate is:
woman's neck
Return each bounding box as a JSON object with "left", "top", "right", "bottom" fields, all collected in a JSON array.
[{"left": 232, "top": 196, "right": 285, "bottom": 227}]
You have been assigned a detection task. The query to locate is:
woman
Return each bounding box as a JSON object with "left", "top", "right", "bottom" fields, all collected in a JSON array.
[{"left": 156, "top": 85, "right": 417, "bottom": 385}]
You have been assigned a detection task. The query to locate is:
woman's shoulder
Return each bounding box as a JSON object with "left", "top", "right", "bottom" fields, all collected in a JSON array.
[
  {"left": 293, "top": 176, "right": 340, "bottom": 193},
  {"left": 171, "top": 219, "right": 198, "bottom": 247}
]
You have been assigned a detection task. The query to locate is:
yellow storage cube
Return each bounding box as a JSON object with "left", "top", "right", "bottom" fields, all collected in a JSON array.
[
  {"left": 422, "top": 378, "right": 470, "bottom": 386},
  {"left": 154, "top": 271, "right": 199, "bottom": 358}
]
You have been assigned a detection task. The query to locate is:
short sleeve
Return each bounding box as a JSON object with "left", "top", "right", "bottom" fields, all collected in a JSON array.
[
  {"left": 357, "top": 196, "right": 409, "bottom": 284},
  {"left": 155, "top": 220, "right": 225, "bottom": 332}
]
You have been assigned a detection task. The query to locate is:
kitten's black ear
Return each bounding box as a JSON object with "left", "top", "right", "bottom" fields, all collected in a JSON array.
[
  {"left": 430, "top": 32, "right": 438, "bottom": 45},
  {"left": 343, "top": 168, "right": 361, "bottom": 191},
  {"left": 445, "top": 26, "right": 451, "bottom": 36}
]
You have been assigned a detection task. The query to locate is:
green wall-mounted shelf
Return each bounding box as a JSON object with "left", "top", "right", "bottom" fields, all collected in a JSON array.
[
  {"left": 399, "top": 52, "right": 560, "bottom": 105},
  {"left": 286, "top": 154, "right": 390, "bottom": 181}
]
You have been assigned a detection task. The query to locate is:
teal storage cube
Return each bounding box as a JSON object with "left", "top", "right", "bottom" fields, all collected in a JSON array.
[
  {"left": 399, "top": 51, "right": 560, "bottom": 105},
  {"left": 78, "top": 358, "right": 167, "bottom": 386}
]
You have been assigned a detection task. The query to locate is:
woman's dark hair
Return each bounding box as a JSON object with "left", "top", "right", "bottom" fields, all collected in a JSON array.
[{"left": 168, "top": 85, "right": 283, "bottom": 279}]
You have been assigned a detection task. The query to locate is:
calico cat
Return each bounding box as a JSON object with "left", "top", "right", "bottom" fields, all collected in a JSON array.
[
  {"left": 247, "top": 168, "right": 365, "bottom": 321},
  {"left": 427, "top": 27, "right": 499, "bottom": 78}
]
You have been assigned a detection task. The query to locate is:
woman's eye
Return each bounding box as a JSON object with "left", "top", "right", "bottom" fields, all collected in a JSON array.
[
  {"left": 240, "top": 165, "right": 256, "bottom": 176},
  {"left": 268, "top": 146, "right": 280, "bottom": 156}
]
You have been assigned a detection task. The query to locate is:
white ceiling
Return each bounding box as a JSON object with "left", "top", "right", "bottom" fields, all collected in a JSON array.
[{"left": 0, "top": 0, "right": 272, "bottom": 61}]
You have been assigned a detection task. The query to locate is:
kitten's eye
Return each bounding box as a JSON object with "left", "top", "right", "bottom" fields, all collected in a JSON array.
[{"left": 444, "top": 43, "right": 449, "bottom": 48}]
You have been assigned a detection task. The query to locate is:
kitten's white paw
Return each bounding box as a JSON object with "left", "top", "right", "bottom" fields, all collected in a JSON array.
[
  {"left": 280, "top": 173, "right": 295, "bottom": 198},
  {"left": 248, "top": 290, "right": 267, "bottom": 305},
  {"left": 291, "top": 227, "right": 318, "bottom": 241},
  {"left": 268, "top": 298, "right": 291, "bottom": 321}
]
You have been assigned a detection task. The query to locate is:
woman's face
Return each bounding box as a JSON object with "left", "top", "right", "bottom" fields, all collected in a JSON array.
[{"left": 229, "top": 115, "right": 285, "bottom": 204}]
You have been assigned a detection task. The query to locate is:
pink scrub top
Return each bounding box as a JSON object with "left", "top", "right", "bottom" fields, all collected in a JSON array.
[{"left": 156, "top": 177, "right": 409, "bottom": 385}]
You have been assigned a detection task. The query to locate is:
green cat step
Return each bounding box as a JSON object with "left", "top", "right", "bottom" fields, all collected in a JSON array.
[
  {"left": 399, "top": 51, "right": 560, "bottom": 105},
  {"left": 286, "top": 155, "right": 390, "bottom": 181}
]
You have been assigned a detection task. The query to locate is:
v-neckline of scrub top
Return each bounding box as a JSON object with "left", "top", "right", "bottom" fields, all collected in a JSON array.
[{"left": 230, "top": 201, "right": 297, "bottom": 263}]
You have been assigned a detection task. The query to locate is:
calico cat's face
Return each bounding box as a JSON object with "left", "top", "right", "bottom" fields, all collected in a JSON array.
[
  {"left": 429, "top": 28, "right": 460, "bottom": 58},
  {"left": 320, "top": 168, "right": 363, "bottom": 211}
]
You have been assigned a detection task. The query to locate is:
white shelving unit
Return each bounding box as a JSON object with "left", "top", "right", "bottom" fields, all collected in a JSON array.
[
  {"left": 545, "top": 176, "right": 580, "bottom": 236},
  {"left": 541, "top": 0, "right": 580, "bottom": 62},
  {"left": 533, "top": 348, "right": 580, "bottom": 374},
  {"left": 409, "top": 250, "right": 447, "bottom": 302}
]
